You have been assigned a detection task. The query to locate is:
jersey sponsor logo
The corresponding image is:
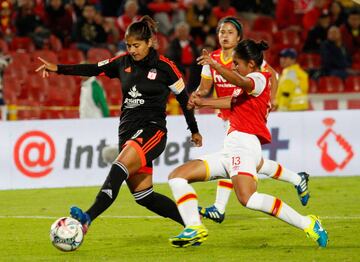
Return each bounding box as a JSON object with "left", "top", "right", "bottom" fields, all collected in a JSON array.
[
  {"left": 232, "top": 88, "right": 243, "bottom": 97},
  {"left": 147, "top": 68, "right": 157, "bottom": 80},
  {"left": 98, "top": 59, "right": 110, "bottom": 67},
  {"left": 125, "top": 85, "right": 145, "bottom": 108}
]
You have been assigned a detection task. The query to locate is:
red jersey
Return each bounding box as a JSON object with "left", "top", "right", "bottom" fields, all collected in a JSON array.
[
  {"left": 228, "top": 71, "right": 272, "bottom": 144},
  {"left": 201, "top": 49, "right": 236, "bottom": 119}
]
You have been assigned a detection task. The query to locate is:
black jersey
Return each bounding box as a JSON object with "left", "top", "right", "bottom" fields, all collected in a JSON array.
[{"left": 57, "top": 48, "right": 198, "bottom": 136}]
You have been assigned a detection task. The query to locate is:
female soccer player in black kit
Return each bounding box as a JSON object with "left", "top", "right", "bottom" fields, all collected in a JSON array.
[{"left": 36, "top": 16, "right": 202, "bottom": 234}]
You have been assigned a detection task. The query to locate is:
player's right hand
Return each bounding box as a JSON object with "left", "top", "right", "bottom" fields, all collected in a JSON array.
[
  {"left": 187, "top": 91, "right": 201, "bottom": 110},
  {"left": 35, "top": 57, "right": 58, "bottom": 78}
]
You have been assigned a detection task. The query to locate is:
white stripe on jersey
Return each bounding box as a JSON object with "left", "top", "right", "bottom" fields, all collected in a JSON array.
[{"left": 246, "top": 72, "right": 267, "bottom": 97}]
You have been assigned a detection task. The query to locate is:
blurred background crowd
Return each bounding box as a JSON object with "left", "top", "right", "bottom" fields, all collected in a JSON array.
[{"left": 0, "top": 0, "right": 359, "bottom": 120}]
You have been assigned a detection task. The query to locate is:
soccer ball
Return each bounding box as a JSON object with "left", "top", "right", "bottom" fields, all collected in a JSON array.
[{"left": 50, "top": 217, "right": 84, "bottom": 252}]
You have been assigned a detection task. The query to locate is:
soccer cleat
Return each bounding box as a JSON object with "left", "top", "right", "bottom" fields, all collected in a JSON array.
[
  {"left": 70, "top": 206, "right": 91, "bottom": 234},
  {"left": 169, "top": 225, "right": 208, "bottom": 248},
  {"left": 295, "top": 172, "right": 310, "bottom": 206},
  {"left": 198, "top": 205, "right": 225, "bottom": 223},
  {"left": 304, "top": 215, "right": 328, "bottom": 248}
]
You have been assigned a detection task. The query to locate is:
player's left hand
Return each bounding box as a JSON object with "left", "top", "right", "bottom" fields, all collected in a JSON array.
[
  {"left": 197, "top": 49, "right": 217, "bottom": 67},
  {"left": 191, "top": 132, "right": 202, "bottom": 147}
]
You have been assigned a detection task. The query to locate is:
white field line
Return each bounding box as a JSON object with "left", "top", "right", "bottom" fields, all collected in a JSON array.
[{"left": 0, "top": 215, "right": 360, "bottom": 220}]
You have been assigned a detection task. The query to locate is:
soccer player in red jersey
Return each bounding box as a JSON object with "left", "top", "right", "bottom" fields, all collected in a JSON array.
[
  {"left": 192, "top": 17, "right": 310, "bottom": 224},
  {"left": 168, "top": 39, "right": 328, "bottom": 248}
]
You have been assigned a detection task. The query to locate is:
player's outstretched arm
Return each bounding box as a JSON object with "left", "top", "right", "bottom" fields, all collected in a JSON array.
[
  {"left": 197, "top": 49, "right": 253, "bottom": 93},
  {"left": 193, "top": 95, "right": 232, "bottom": 109}
]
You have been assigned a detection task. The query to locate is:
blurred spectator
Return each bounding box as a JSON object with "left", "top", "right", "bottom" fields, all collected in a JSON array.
[
  {"left": 320, "top": 25, "right": 351, "bottom": 79},
  {"left": 303, "top": 10, "right": 331, "bottom": 53},
  {"left": 337, "top": 0, "right": 357, "bottom": 9},
  {"left": 74, "top": 4, "right": 108, "bottom": 52},
  {"left": 203, "top": 34, "right": 217, "bottom": 52},
  {"left": 186, "top": 0, "right": 217, "bottom": 44},
  {"left": 44, "top": 0, "right": 73, "bottom": 45},
  {"left": 15, "top": 0, "right": 50, "bottom": 48},
  {"left": 276, "top": 0, "right": 312, "bottom": 31},
  {"left": 166, "top": 21, "right": 201, "bottom": 93},
  {"left": 71, "top": 0, "right": 87, "bottom": 23},
  {"left": 0, "top": 0, "right": 15, "bottom": 42},
  {"left": 99, "top": 0, "right": 121, "bottom": 17},
  {"left": 116, "top": 0, "right": 140, "bottom": 41},
  {"left": 148, "top": 0, "right": 186, "bottom": 36},
  {"left": 232, "top": 0, "right": 274, "bottom": 15},
  {"left": 212, "top": 0, "right": 236, "bottom": 21},
  {"left": 79, "top": 76, "right": 109, "bottom": 118},
  {"left": 329, "top": 1, "right": 346, "bottom": 26},
  {"left": 276, "top": 48, "right": 309, "bottom": 111},
  {"left": 340, "top": 8, "right": 360, "bottom": 56},
  {"left": 302, "top": 0, "right": 329, "bottom": 33},
  {"left": 0, "top": 50, "right": 11, "bottom": 120}
]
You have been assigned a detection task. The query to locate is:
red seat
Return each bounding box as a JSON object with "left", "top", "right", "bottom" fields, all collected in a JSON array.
[
  {"left": 318, "top": 76, "right": 344, "bottom": 93},
  {"left": 323, "top": 100, "right": 338, "bottom": 110},
  {"left": 87, "top": 48, "right": 112, "bottom": 63},
  {"left": 102, "top": 78, "right": 122, "bottom": 105},
  {"left": 58, "top": 49, "right": 85, "bottom": 64},
  {"left": 299, "top": 53, "right": 321, "bottom": 70},
  {"left": 3, "top": 77, "right": 22, "bottom": 103},
  {"left": 63, "top": 110, "right": 79, "bottom": 119},
  {"left": 48, "top": 35, "right": 63, "bottom": 52},
  {"left": 0, "top": 39, "right": 9, "bottom": 53},
  {"left": 9, "top": 51, "right": 31, "bottom": 66},
  {"left": 274, "top": 30, "right": 301, "bottom": 46},
  {"left": 308, "top": 79, "right": 318, "bottom": 93},
  {"left": 9, "top": 37, "right": 35, "bottom": 52},
  {"left": 345, "top": 76, "right": 360, "bottom": 92},
  {"left": 246, "top": 31, "right": 273, "bottom": 46},
  {"left": 4, "top": 63, "right": 28, "bottom": 84},
  {"left": 19, "top": 74, "right": 49, "bottom": 102},
  {"left": 48, "top": 75, "right": 77, "bottom": 94},
  {"left": 17, "top": 109, "right": 41, "bottom": 120},
  {"left": 45, "top": 88, "right": 74, "bottom": 106},
  {"left": 40, "top": 110, "right": 65, "bottom": 119},
  {"left": 252, "top": 16, "right": 278, "bottom": 35},
  {"left": 348, "top": 99, "right": 360, "bottom": 109}
]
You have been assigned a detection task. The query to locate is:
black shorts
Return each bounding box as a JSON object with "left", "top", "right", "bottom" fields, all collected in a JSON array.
[{"left": 119, "top": 125, "right": 167, "bottom": 174}]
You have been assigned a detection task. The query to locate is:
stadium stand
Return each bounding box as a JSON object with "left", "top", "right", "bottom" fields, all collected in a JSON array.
[{"left": 1, "top": 1, "right": 359, "bottom": 120}]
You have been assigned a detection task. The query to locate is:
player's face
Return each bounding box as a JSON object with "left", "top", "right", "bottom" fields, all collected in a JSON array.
[
  {"left": 218, "top": 22, "right": 241, "bottom": 50},
  {"left": 125, "top": 36, "right": 152, "bottom": 61},
  {"left": 233, "top": 56, "right": 253, "bottom": 76}
]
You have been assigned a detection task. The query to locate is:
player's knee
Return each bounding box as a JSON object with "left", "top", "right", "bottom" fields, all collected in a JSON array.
[
  {"left": 236, "top": 190, "right": 253, "bottom": 206},
  {"left": 133, "top": 187, "right": 154, "bottom": 207},
  {"left": 168, "top": 166, "right": 183, "bottom": 180}
]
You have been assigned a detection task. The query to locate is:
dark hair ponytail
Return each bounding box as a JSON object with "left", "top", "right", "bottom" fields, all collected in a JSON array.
[
  {"left": 234, "top": 39, "right": 269, "bottom": 67},
  {"left": 125, "top": 15, "right": 158, "bottom": 42}
]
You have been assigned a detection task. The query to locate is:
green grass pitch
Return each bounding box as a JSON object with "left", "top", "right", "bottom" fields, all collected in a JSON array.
[{"left": 1, "top": 176, "right": 360, "bottom": 262}]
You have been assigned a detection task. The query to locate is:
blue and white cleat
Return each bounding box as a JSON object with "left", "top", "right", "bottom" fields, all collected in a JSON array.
[
  {"left": 169, "top": 225, "right": 208, "bottom": 248},
  {"left": 198, "top": 205, "right": 225, "bottom": 223},
  {"left": 70, "top": 206, "right": 91, "bottom": 234},
  {"left": 295, "top": 172, "right": 310, "bottom": 206},
  {"left": 304, "top": 215, "right": 328, "bottom": 248}
]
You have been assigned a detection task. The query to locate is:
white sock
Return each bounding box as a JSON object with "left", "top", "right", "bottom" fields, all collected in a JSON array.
[
  {"left": 259, "top": 159, "right": 301, "bottom": 186},
  {"left": 214, "top": 179, "right": 233, "bottom": 214},
  {"left": 168, "top": 178, "right": 201, "bottom": 227},
  {"left": 246, "top": 192, "right": 311, "bottom": 230}
]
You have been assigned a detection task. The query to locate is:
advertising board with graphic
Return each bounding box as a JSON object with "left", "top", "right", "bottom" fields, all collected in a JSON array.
[{"left": 0, "top": 110, "right": 359, "bottom": 190}]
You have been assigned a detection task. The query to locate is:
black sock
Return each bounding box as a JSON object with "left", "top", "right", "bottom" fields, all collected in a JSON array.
[
  {"left": 134, "top": 187, "right": 184, "bottom": 226},
  {"left": 86, "top": 161, "right": 128, "bottom": 221}
]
